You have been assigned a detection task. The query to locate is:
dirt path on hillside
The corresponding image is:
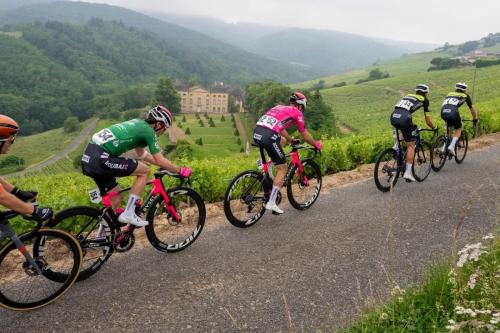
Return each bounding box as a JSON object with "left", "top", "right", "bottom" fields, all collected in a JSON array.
[
  {"left": 336, "top": 120, "right": 356, "bottom": 134},
  {"left": 233, "top": 113, "right": 248, "bottom": 148},
  {"left": 169, "top": 123, "right": 194, "bottom": 144}
]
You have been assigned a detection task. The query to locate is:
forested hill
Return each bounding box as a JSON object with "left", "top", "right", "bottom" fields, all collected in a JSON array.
[
  {"left": 0, "top": 1, "right": 311, "bottom": 83},
  {"left": 0, "top": 17, "right": 309, "bottom": 135}
]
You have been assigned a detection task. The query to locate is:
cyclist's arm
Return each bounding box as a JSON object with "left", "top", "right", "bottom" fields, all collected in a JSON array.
[
  {"left": 466, "top": 95, "right": 478, "bottom": 119},
  {"left": 150, "top": 153, "right": 181, "bottom": 173},
  {"left": 299, "top": 129, "right": 317, "bottom": 147},
  {"left": 279, "top": 129, "right": 294, "bottom": 144},
  {"left": 0, "top": 188, "right": 34, "bottom": 215},
  {"left": 0, "top": 177, "right": 14, "bottom": 192},
  {"left": 424, "top": 113, "right": 435, "bottom": 129}
]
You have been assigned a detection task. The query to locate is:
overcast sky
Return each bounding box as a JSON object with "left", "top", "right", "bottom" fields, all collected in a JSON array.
[{"left": 82, "top": 0, "right": 499, "bottom": 44}]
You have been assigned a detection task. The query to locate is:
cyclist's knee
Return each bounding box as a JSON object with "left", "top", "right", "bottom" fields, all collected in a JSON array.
[{"left": 135, "top": 162, "right": 150, "bottom": 176}]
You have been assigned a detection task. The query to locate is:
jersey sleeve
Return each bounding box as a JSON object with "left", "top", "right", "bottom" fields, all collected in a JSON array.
[
  {"left": 295, "top": 110, "right": 306, "bottom": 133},
  {"left": 423, "top": 98, "right": 430, "bottom": 113},
  {"left": 144, "top": 130, "right": 161, "bottom": 155},
  {"left": 465, "top": 94, "right": 473, "bottom": 108}
]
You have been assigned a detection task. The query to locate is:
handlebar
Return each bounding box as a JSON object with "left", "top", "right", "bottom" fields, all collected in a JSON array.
[{"left": 0, "top": 210, "right": 45, "bottom": 234}]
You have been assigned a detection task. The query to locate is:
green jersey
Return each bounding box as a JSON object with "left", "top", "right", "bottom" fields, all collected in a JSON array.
[{"left": 91, "top": 119, "right": 161, "bottom": 156}]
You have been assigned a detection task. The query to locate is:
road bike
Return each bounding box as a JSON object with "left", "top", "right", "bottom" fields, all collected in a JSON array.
[
  {"left": 48, "top": 170, "right": 205, "bottom": 281},
  {"left": 0, "top": 210, "right": 82, "bottom": 310},
  {"left": 224, "top": 141, "right": 322, "bottom": 228},
  {"left": 374, "top": 127, "right": 436, "bottom": 192},
  {"left": 431, "top": 119, "right": 477, "bottom": 172}
]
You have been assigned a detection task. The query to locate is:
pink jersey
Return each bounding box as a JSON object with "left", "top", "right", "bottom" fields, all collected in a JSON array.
[{"left": 256, "top": 105, "right": 306, "bottom": 133}]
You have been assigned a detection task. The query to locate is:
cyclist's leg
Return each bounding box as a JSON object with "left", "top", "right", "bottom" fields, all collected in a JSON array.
[
  {"left": 449, "top": 110, "right": 462, "bottom": 151},
  {"left": 393, "top": 111, "right": 416, "bottom": 181}
]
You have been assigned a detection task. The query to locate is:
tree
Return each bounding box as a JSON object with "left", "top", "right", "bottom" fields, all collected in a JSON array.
[
  {"left": 458, "top": 41, "right": 480, "bottom": 54},
  {"left": 234, "top": 129, "right": 239, "bottom": 136},
  {"left": 182, "top": 115, "right": 187, "bottom": 122},
  {"left": 220, "top": 115, "right": 226, "bottom": 121},
  {"left": 245, "top": 80, "right": 291, "bottom": 116},
  {"left": 64, "top": 116, "right": 81, "bottom": 133},
  {"left": 185, "top": 127, "right": 191, "bottom": 135},
  {"left": 153, "top": 77, "right": 181, "bottom": 114},
  {"left": 195, "top": 137, "right": 203, "bottom": 145}
]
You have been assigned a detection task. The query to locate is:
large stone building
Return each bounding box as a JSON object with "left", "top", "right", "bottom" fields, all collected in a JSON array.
[{"left": 179, "top": 86, "right": 229, "bottom": 113}]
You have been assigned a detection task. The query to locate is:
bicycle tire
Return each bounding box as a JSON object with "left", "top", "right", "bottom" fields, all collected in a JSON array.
[
  {"left": 286, "top": 159, "right": 322, "bottom": 210},
  {"left": 431, "top": 135, "right": 448, "bottom": 172},
  {"left": 0, "top": 228, "right": 82, "bottom": 311},
  {"left": 223, "top": 170, "right": 267, "bottom": 228},
  {"left": 455, "top": 131, "right": 468, "bottom": 164},
  {"left": 374, "top": 148, "right": 400, "bottom": 192},
  {"left": 413, "top": 141, "right": 432, "bottom": 182},
  {"left": 145, "top": 187, "right": 206, "bottom": 253},
  {"left": 48, "top": 206, "right": 114, "bottom": 281}
]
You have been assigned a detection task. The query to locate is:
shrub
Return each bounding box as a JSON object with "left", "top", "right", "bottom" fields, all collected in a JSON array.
[
  {"left": 236, "top": 137, "right": 241, "bottom": 145},
  {"left": 199, "top": 120, "right": 205, "bottom": 127},
  {"left": 195, "top": 137, "right": 203, "bottom": 145},
  {"left": 0, "top": 155, "right": 25, "bottom": 168},
  {"left": 182, "top": 115, "right": 187, "bottom": 122},
  {"left": 220, "top": 115, "right": 226, "bottom": 121},
  {"left": 234, "top": 129, "right": 239, "bottom": 136},
  {"left": 64, "top": 117, "right": 81, "bottom": 133},
  {"left": 195, "top": 113, "right": 200, "bottom": 119},
  {"left": 184, "top": 127, "right": 191, "bottom": 135}
]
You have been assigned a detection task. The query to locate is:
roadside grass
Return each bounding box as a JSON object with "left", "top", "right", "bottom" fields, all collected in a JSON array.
[{"left": 338, "top": 236, "right": 499, "bottom": 333}]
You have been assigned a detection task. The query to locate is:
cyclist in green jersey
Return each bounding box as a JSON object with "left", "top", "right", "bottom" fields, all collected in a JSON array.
[{"left": 81, "top": 106, "right": 191, "bottom": 227}]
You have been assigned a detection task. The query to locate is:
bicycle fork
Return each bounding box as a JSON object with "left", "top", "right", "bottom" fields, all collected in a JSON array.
[{"left": 0, "top": 222, "right": 43, "bottom": 275}]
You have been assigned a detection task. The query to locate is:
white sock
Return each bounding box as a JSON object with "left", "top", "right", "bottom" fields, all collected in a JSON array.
[
  {"left": 450, "top": 137, "right": 458, "bottom": 148},
  {"left": 269, "top": 186, "right": 280, "bottom": 204},
  {"left": 125, "top": 194, "right": 140, "bottom": 215},
  {"left": 405, "top": 163, "right": 412, "bottom": 174},
  {"left": 268, "top": 163, "right": 274, "bottom": 178}
]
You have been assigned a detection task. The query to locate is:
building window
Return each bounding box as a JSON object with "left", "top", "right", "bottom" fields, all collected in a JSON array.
[
  {"left": 222, "top": 107, "right": 225, "bottom": 112},
  {"left": 213, "top": 107, "right": 216, "bottom": 112}
]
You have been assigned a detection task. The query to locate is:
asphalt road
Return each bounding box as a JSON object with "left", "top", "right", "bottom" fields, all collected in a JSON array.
[{"left": 1, "top": 143, "right": 498, "bottom": 333}]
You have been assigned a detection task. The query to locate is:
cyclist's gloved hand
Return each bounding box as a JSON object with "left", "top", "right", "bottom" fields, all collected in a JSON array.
[
  {"left": 291, "top": 139, "right": 300, "bottom": 146},
  {"left": 314, "top": 141, "right": 323, "bottom": 151},
  {"left": 179, "top": 166, "right": 192, "bottom": 178},
  {"left": 31, "top": 206, "right": 53, "bottom": 221},
  {"left": 12, "top": 187, "right": 37, "bottom": 202},
  {"left": 473, "top": 118, "right": 479, "bottom": 124}
]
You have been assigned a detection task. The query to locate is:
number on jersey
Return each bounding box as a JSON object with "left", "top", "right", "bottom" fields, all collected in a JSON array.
[
  {"left": 395, "top": 100, "right": 413, "bottom": 111},
  {"left": 256, "top": 115, "right": 279, "bottom": 129},
  {"left": 442, "top": 97, "right": 460, "bottom": 106},
  {"left": 92, "top": 129, "right": 116, "bottom": 145}
]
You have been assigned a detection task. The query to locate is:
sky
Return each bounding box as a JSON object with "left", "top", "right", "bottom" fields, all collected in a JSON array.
[{"left": 81, "top": 0, "right": 500, "bottom": 44}]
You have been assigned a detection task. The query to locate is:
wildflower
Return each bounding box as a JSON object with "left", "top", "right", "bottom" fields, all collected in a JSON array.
[
  {"left": 380, "top": 312, "right": 388, "bottom": 320},
  {"left": 457, "top": 242, "right": 486, "bottom": 267},
  {"left": 467, "top": 273, "right": 478, "bottom": 289},
  {"left": 482, "top": 233, "right": 494, "bottom": 240},
  {"left": 391, "top": 284, "right": 405, "bottom": 296}
]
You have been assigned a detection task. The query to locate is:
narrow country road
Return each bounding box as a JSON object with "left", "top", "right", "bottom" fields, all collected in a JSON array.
[
  {"left": 1, "top": 142, "right": 498, "bottom": 332},
  {"left": 6, "top": 118, "right": 98, "bottom": 177}
]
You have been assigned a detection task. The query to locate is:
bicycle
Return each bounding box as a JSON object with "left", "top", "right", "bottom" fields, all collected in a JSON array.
[
  {"left": 374, "top": 127, "right": 436, "bottom": 192},
  {"left": 223, "top": 141, "right": 322, "bottom": 228},
  {"left": 431, "top": 119, "right": 477, "bottom": 172},
  {"left": 47, "top": 170, "right": 205, "bottom": 281},
  {"left": 0, "top": 210, "right": 82, "bottom": 311}
]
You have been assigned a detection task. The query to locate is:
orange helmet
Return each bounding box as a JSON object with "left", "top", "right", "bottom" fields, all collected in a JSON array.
[{"left": 0, "top": 115, "right": 19, "bottom": 140}]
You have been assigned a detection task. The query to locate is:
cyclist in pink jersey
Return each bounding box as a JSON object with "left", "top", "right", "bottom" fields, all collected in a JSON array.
[{"left": 253, "top": 92, "right": 322, "bottom": 214}]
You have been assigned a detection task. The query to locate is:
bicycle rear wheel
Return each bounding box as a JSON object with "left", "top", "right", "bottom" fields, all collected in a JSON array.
[
  {"left": 223, "top": 170, "right": 267, "bottom": 228},
  {"left": 0, "top": 229, "right": 82, "bottom": 311},
  {"left": 455, "top": 132, "right": 468, "bottom": 164},
  {"left": 286, "top": 159, "right": 322, "bottom": 210},
  {"left": 48, "top": 206, "right": 114, "bottom": 281},
  {"left": 374, "top": 148, "right": 400, "bottom": 192},
  {"left": 145, "top": 187, "right": 206, "bottom": 252},
  {"left": 431, "top": 135, "right": 448, "bottom": 172},
  {"left": 412, "top": 142, "right": 432, "bottom": 182}
]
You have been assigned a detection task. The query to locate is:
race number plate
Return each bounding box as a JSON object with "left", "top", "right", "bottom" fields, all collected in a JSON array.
[
  {"left": 256, "top": 159, "right": 263, "bottom": 169},
  {"left": 88, "top": 188, "right": 102, "bottom": 204}
]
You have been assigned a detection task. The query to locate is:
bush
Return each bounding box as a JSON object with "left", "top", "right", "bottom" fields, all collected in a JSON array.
[
  {"left": 209, "top": 118, "right": 215, "bottom": 127},
  {"left": 182, "top": 115, "right": 187, "bottom": 122},
  {"left": 174, "top": 139, "right": 193, "bottom": 160},
  {"left": 236, "top": 137, "right": 241, "bottom": 145},
  {"left": 195, "top": 113, "right": 200, "bottom": 119},
  {"left": 195, "top": 137, "right": 203, "bottom": 145},
  {"left": 199, "top": 120, "right": 205, "bottom": 127},
  {"left": 73, "top": 154, "right": 82, "bottom": 169},
  {"left": 331, "top": 82, "right": 347, "bottom": 88},
  {"left": 240, "top": 148, "right": 244, "bottom": 153},
  {"left": 185, "top": 127, "right": 191, "bottom": 135},
  {"left": 234, "top": 129, "right": 239, "bottom": 136},
  {"left": 220, "top": 115, "right": 226, "bottom": 121},
  {"left": 204, "top": 112, "right": 209, "bottom": 118},
  {"left": 177, "top": 122, "right": 182, "bottom": 129},
  {"left": 109, "top": 110, "right": 122, "bottom": 120},
  {"left": 0, "top": 155, "right": 25, "bottom": 168},
  {"left": 123, "top": 109, "right": 142, "bottom": 120},
  {"left": 64, "top": 117, "right": 81, "bottom": 133}
]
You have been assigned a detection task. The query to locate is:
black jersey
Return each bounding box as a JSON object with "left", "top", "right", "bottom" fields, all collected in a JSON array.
[
  {"left": 441, "top": 92, "right": 473, "bottom": 110},
  {"left": 394, "top": 94, "right": 430, "bottom": 114}
]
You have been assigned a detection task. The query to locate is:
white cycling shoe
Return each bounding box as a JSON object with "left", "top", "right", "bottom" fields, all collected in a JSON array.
[
  {"left": 447, "top": 146, "right": 456, "bottom": 156},
  {"left": 265, "top": 202, "right": 284, "bottom": 214},
  {"left": 403, "top": 172, "right": 416, "bottom": 182},
  {"left": 118, "top": 211, "right": 149, "bottom": 227}
]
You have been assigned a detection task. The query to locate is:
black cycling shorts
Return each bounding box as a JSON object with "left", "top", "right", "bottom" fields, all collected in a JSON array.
[
  {"left": 81, "top": 143, "right": 138, "bottom": 195},
  {"left": 441, "top": 107, "right": 462, "bottom": 129},
  {"left": 390, "top": 109, "right": 417, "bottom": 142},
  {"left": 253, "top": 126, "right": 286, "bottom": 165}
]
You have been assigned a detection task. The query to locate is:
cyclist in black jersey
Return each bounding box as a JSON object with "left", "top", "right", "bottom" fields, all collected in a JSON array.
[
  {"left": 440, "top": 82, "right": 479, "bottom": 155},
  {"left": 390, "top": 84, "right": 436, "bottom": 182}
]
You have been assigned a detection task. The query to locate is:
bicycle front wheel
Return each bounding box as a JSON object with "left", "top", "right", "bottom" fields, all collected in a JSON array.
[
  {"left": 146, "top": 187, "right": 206, "bottom": 252},
  {"left": 455, "top": 132, "right": 468, "bottom": 164},
  {"left": 0, "top": 228, "right": 82, "bottom": 311},
  {"left": 286, "top": 159, "right": 322, "bottom": 210},
  {"left": 431, "top": 135, "right": 448, "bottom": 172},
  {"left": 223, "top": 170, "right": 267, "bottom": 228},
  {"left": 413, "top": 142, "right": 432, "bottom": 182},
  {"left": 374, "top": 148, "right": 400, "bottom": 192},
  {"left": 49, "top": 206, "right": 114, "bottom": 281}
]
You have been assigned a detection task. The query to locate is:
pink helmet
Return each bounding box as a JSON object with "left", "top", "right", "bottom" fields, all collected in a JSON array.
[{"left": 290, "top": 91, "right": 307, "bottom": 110}]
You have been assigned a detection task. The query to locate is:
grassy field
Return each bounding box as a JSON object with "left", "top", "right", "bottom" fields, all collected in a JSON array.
[
  {"left": 0, "top": 118, "right": 93, "bottom": 174},
  {"left": 320, "top": 64, "right": 500, "bottom": 136},
  {"left": 177, "top": 114, "right": 243, "bottom": 159}
]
